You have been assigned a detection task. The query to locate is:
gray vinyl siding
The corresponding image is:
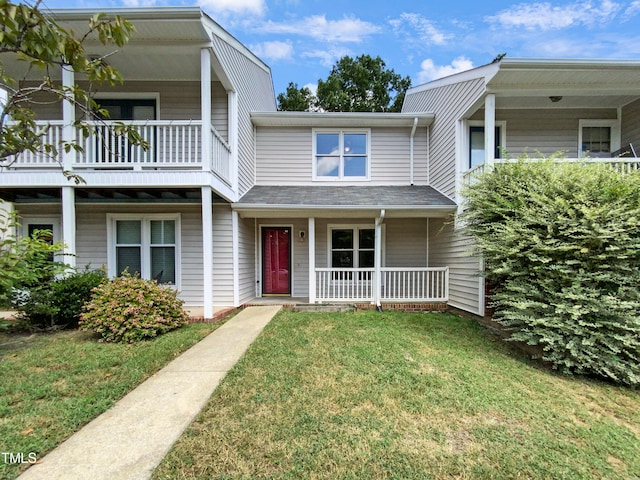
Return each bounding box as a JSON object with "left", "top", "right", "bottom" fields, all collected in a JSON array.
[
  {"left": 429, "top": 217, "right": 482, "bottom": 315},
  {"left": 622, "top": 98, "right": 640, "bottom": 147},
  {"left": 471, "top": 108, "right": 618, "bottom": 157},
  {"left": 403, "top": 77, "right": 486, "bottom": 198},
  {"left": 210, "top": 35, "right": 276, "bottom": 197},
  {"left": 238, "top": 216, "right": 256, "bottom": 303},
  {"left": 255, "top": 127, "right": 428, "bottom": 185},
  {"left": 212, "top": 81, "right": 229, "bottom": 141},
  {"left": 385, "top": 218, "right": 428, "bottom": 267},
  {"left": 212, "top": 204, "right": 234, "bottom": 305}
]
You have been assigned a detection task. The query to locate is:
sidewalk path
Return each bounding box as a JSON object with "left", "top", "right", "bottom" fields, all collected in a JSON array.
[{"left": 18, "top": 306, "right": 282, "bottom": 480}]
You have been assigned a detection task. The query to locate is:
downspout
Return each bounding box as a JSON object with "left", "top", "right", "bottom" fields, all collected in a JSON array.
[
  {"left": 375, "top": 209, "right": 385, "bottom": 310},
  {"left": 410, "top": 117, "right": 418, "bottom": 185}
]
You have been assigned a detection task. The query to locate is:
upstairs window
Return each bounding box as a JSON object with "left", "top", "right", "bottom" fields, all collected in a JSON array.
[
  {"left": 469, "top": 125, "right": 503, "bottom": 169},
  {"left": 314, "top": 130, "right": 369, "bottom": 180}
]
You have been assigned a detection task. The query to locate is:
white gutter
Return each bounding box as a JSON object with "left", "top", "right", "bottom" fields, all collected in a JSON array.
[{"left": 410, "top": 117, "right": 418, "bottom": 185}]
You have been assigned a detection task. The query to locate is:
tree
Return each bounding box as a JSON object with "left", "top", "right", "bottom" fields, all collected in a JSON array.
[
  {"left": 0, "top": 0, "right": 144, "bottom": 178},
  {"left": 277, "top": 82, "right": 315, "bottom": 111},
  {"left": 315, "top": 55, "right": 411, "bottom": 112}
]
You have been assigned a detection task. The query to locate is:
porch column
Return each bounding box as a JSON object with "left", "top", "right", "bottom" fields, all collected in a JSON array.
[
  {"left": 231, "top": 210, "right": 240, "bottom": 306},
  {"left": 202, "top": 186, "right": 214, "bottom": 319},
  {"left": 61, "top": 186, "right": 76, "bottom": 270},
  {"left": 308, "top": 217, "right": 316, "bottom": 303},
  {"left": 374, "top": 210, "right": 385, "bottom": 306},
  {"left": 484, "top": 93, "right": 496, "bottom": 167},
  {"left": 201, "top": 48, "right": 212, "bottom": 172},
  {"left": 61, "top": 64, "right": 75, "bottom": 170}
]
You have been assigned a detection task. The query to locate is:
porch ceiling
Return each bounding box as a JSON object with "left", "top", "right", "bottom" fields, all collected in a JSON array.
[{"left": 234, "top": 185, "right": 457, "bottom": 218}]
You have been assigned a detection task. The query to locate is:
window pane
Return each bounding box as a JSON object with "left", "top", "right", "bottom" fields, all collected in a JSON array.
[
  {"left": 151, "top": 220, "right": 175, "bottom": 244},
  {"left": 344, "top": 156, "right": 367, "bottom": 177},
  {"left": 332, "top": 229, "right": 353, "bottom": 249},
  {"left": 582, "top": 127, "right": 611, "bottom": 156},
  {"left": 117, "top": 246, "right": 141, "bottom": 276},
  {"left": 359, "top": 229, "right": 375, "bottom": 249},
  {"left": 116, "top": 220, "right": 141, "bottom": 244},
  {"left": 151, "top": 247, "right": 175, "bottom": 283},
  {"left": 316, "top": 156, "right": 339, "bottom": 176},
  {"left": 359, "top": 250, "right": 375, "bottom": 268},
  {"left": 316, "top": 133, "right": 339, "bottom": 155},
  {"left": 332, "top": 251, "right": 353, "bottom": 268},
  {"left": 344, "top": 134, "right": 366, "bottom": 155}
]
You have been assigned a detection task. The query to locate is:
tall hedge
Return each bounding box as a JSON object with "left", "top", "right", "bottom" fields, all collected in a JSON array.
[{"left": 461, "top": 159, "right": 640, "bottom": 387}]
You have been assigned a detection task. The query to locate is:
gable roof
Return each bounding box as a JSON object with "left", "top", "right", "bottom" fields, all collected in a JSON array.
[{"left": 234, "top": 185, "right": 456, "bottom": 218}]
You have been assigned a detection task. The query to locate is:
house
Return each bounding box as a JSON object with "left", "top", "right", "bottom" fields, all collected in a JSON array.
[{"left": 1, "top": 7, "right": 639, "bottom": 319}]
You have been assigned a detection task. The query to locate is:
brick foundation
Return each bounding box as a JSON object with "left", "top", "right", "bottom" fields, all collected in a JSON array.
[{"left": 354, "top": 302, "right": 447, "bottom": 312}]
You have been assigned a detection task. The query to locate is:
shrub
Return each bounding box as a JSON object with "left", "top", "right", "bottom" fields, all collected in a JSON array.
[
  {"left": 461, "top": 157, "right": 640, "bottom": 387},
  {"left": 80, "top": 272, "right": 189, "bottom": 343},
  {"left": 16, "top": 268, "right": 107, "bottom": 329}
]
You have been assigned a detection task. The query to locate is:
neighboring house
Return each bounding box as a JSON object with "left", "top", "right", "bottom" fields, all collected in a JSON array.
[{"left": 1, "top": 8, "right": 639, "bottom": 318}]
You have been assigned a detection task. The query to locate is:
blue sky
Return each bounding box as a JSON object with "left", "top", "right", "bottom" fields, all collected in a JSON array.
[{"left": 40, "top": 0, "right": 640, "bottom": 96}]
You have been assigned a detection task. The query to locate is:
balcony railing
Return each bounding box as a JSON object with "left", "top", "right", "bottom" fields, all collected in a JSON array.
[
  {"left": 464, "top": 157, "right": 640, "bottom": 184},
  {"left": 315, "top": 267, "right": 449, "bottom": 303},
  {"left": 1, "top": 121, "right": 232, "bottom": 185}
]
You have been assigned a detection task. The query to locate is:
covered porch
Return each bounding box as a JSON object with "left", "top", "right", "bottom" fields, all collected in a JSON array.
[{"left": 234, "top": 185, "right": 457, "bottom": 306}]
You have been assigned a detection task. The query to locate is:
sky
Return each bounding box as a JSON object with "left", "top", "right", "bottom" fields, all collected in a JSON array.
[{"left": 39, "top": 0, "right": 640, "bottom": 97}]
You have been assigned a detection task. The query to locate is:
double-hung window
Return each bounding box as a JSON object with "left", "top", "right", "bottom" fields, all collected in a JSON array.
[
  {"left": 330, "top": 227, "right": 376, "bottom": 269},
  {"left": 314, "top": 130, "right": 369, "bottom": 180},
  {"left": 109, "top": 214, "right": 179, "bottom": 285},
  {"left": 579, "top": 119, "right": 620, "bottom": 158}
]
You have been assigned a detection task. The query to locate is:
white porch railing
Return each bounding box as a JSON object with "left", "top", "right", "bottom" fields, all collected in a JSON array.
[
  {"left": 1, "top": 121, "right": 232, "bottom": 184},
  {"left": 315, "top": 267, "right": 449, "bottom": 303},
  {"left": 464, "top": 157, "right": 640, "bottom": 184}
]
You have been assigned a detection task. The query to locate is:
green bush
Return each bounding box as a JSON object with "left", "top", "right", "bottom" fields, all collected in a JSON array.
[
  {"left": 80, "top": 272, "right": 189, "bottom": 343},
  {"left": 16, "top": 268, "right": 107, "bottom": 329},
  {"left": 461, "top": 157, "right": 640, "bottom": 387}
]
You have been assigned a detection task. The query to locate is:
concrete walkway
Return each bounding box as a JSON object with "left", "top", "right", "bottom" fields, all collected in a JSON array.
[{"left": 18, "top": 305, "right": 281, "bottom": 480}]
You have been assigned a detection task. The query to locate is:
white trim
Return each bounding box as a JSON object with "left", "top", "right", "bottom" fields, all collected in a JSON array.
[
  {"left": 312, "top": 129, "right": 371, "bottom": 181},
  {"left": 61, "top": 187, "right": 76, "bottom": 269},
  {"left": 201, "top": 187, "right": 213, "bottom": 318},
  {"left": 578, "top": 118, "right": 621, "bottom": 157},
  {"left": 106, "top": 213, "right": 181, "bottom": 289},
  {"left": 308, "top": 217, "right": 316, "bottom": 303}
]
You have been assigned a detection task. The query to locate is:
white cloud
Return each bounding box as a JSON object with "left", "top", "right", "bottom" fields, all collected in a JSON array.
[
  {"left": 257, "top": 15, "right": 381, "bottom": 43},
  {"left": 250, "top": 41, "right": 294, "bottom": 61},
  {"left": 416, "top": 56, "right": 474, "bottom": 84},
  {"left": 198, "top": 0, "right": 266, "bottom": 16},
  {"left": 304, "top": 82, "right": 318, "bottom": 96},
  {"left": 302, "top": 47, "right": 352, "bottom": 68},
  {"left": 486, "top": 1, "right": 621, "bottom": 31},
  {"left": 389, "top": 13, "right": 452, "bottom": 46},
  {"left": 121, "top": 0, "right": 158, "bottom": 6},
  {"left": 624, "top": 0, "right": 640, "bottom": 16}
]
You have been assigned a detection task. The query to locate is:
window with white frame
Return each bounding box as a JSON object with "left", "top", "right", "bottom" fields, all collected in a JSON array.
[
  {"left": 468, "top": 122, "right": 506, "bottom": 169},
  {"left": 579, "top": 119, "right": 620, "bottom": 158},
  {"left": 330, "top": 227, "right": 375, "bottom": 268},
  {"left": 314, "top": 130, "right": 369, "bottom": 179},
  {"left": 109, "top": 214, "right": 179, "bottom": 285}
]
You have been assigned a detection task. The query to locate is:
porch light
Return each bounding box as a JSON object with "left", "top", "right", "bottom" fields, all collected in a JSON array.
[{"left": 549, "top": 96, "right": 563, "bottom": 103}]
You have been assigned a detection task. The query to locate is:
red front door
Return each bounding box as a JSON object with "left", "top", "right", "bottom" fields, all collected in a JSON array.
[{"left": 262, "top": 227, "right": 291, "bottom": 295}]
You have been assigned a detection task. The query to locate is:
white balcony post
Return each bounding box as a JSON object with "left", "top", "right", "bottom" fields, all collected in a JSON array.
[
  {"left": 61, "top": 186, "right": 76, "bottom": 270},
  {"left": 201, "top": 186, "right": 214, "bottom": 319},
  {"left": 484, "top": 93, "right": 496, "bottom": 167},
  {"left": 308, "top": 217, "right": 316, "bottom": 303},
  {"left": 201, "top": 48, "right": 212, "bottom": 172},
  {"left": 61, "top": 65, "right": 75, "bottom": 170}
]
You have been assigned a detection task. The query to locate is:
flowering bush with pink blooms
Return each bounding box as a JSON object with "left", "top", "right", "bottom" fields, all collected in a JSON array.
[{"left": 80, "top": 272, "right": 188, "bottom": 343}]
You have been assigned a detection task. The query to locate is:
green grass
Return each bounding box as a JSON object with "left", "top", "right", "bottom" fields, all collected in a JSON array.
[
  {"left": 153, "top": 310, "right": 640, "bottom": 480},
  {"left": 0, "top": 322, "right": 220, "bottom": 480}
]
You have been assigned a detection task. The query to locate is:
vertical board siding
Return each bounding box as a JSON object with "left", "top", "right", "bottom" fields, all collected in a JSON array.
[
  {"left": 404, "top": 77, "right": 486, "bottom": 197},
  {"left": 212, "top": 204, "right": 235, "bottom": 305},
  {"left": 255, "top": 127, "right": 429, "bottom": 185},
  {"left": 238, "top": 216, "right": 256, "bottom": 304},
  {"left": 429, "top": 217, "right": 482, "bottom": 315},
  {"left": 210, "top": 36, "right": 276, "bottom": 196},
  {"left": 622, "top": 98, "right": 640, "bottom": 147}
]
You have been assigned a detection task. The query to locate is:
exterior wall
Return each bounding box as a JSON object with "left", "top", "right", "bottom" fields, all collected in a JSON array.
[
  {"left": 210, "top": 35, "right": 276, "bottom": 197},
  {"left": 470, "top": 108, "right": 618, "bottom": 158},
  {"left": 621, "top": 98, "right": 640, "bottom": 147},
  {"left": 403, "top": 77, "right": 486, "bottom": 198},
  {"left": 14, "top": 202, "right": 207, "bottom": 307},
  {"left": 254, "top": 126, "right": 429, "bottom": 185},
  {"left": 237, "top": 215, "right": 256, "bottom": 303},
  {"left": 428, "top": 217, "right": 483, "bottom": 315},
  {"left": 212, "top": 204, "right": 235, "bottom": 306}
]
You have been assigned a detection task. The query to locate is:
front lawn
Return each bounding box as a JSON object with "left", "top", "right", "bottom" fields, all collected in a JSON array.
[
  {"left": 154, "top": 310, "right": 639, "bottom": 480},
  {"left": 0, "top": 322, "right": 220, "bottom": 480}
]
